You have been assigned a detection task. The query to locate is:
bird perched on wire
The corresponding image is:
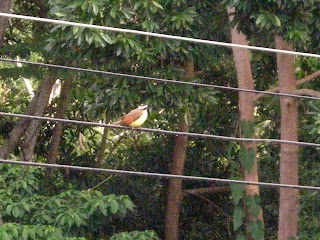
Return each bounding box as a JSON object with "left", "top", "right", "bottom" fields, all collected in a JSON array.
[{"left": 112, "top": 105, "right": 148, "bottom": 127}]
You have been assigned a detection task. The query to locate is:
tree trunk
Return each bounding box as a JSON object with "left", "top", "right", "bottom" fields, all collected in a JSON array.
[
  {"left": 20, "top": 76, "right": 56, "bottom": 161},
  {"left": 0, "top": 75, "right": 55, "bottom": 160},
  {"left": 96, "top": 126, "right": 109, "bottom": 168},
  {"left": 164, "top": 61, "right": 194, "bottom": 240},
  {"left": 164, "top": 112, "right": 189, "bottom": 240},
  {"left": 275, "top": 35, "right": 299, "bottom": 240},
  {"left": 228, "top": 7, "right": 264, "bottom": 239},
  {"left": 0, "top": 0, "right": 11, "bottom": 44},
  {"left": 46, "top": 78, "right": 72, "bottom": 176},
  {"left": 0, "top": 97, "right": 37, "bottom": 159},
  {"left": 0, "top": 76, "right": 55, "bottom": 159}
]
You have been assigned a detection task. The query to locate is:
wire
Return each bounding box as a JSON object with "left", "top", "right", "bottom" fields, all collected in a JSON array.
[
  {"left": 1, "top": 14, "right": 319, "bottom": 197},
  {"left": 1, "top": 12, "right": 320, "bottom": 59},
  {"left": 2, "top": 58, "right": 320, "bottom": 101},
  {"left": 2, "top": 111, "right": 320, "bottom": 147},
  {"left": 0, "top": 159, "right": 319, "bottom": 191}
]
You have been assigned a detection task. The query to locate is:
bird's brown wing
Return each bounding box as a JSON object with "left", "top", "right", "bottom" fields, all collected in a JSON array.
[
  {"left": 112, "top": 120, "right": 122, "bottom": 125},
  {"left": 120, "top": 109, "right": 143, "bottom": 125}
]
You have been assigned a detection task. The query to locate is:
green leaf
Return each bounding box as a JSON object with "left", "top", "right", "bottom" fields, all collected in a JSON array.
[
  {"left": 123, "top": 197, "right": 135, "bottom": 211},
  {"left": 54, "top": 12, "right": 66, "bottom": 17},
  {"left": 12, "top": 205, "right": 20, "bottom": 218},
  {"left": 255, "top": 14, "right": 265, "bottom": 26},
  {"left": 236, "top": 234, "right": 247, "bottom": 240},
  {"left": 22, "top": 227, "right": 29, "bottom": 240},
  {"left": 241, "top": 120, "right": 255, "bottom": 138},
  {"left": 21, "top": 180, "right": 28, "bottom": 189},
  {"left": 29, "top": 228, "right": 36, "bottom": 239},
  {"left": 68, "top": 218, "right": 74, "bottom": 229},
  {"left": 110, "top": 199, "right": 119, "bottom": 214},
  {"left": 42, "top": 214, "right": 53, "bottom": 223},
  {"left": 73, "top": 26, "right": 79, "bottom": 34},
  {"left": 60, "top": 215, "right": 67, "bottom": 226},
  {"left": 240, "top": 147, "right": 255, "bottom": 173},
  {"left": 110, "top": 7, "right": 117, "bottom": 18},
  {"left": 152, "top": 1, "right": 163, "bottom": 9},
  {"left": 22, "top": 202, "right": 30, "bottom": 212},
  {"left": 6, "top": 204, "right": 12, "bottom": 215},
  {"left": 100, "top": 33, "right": 113, "bottom": 44},
  {"left": 88, "top": 205, "right": 97, "bottom": 216},
  {"left": 233, "top": 205, "right": 245, "bottom": 231},
  {"left": 54, "top": 199, "right": 61, "bottom": 206},
  {"left": 37, "top": 228, "right": 43, "bottom": 237},
  {"left": 248, "top": 220, "right": 264, "bottom": 240},
  {"left": 74, "top": 214, "right": 82, "bottom": 227},
  {"left": 230, "top": 184, "right": 245, "bottom": 205},
  {"left": 249, "top": 204, "right": 262, "bottom": 219},
  {"left": 245, "top": 195, "right": 262, "bottom": 219},
  {"left": 122, "top": 9, "right": 133, "bottom": 19},
  {"left": 1, "top": 231, "right": 11, "bottom": 240},
  {"left": 98, "top": 202, "right": 108, "bottom": 215},
  {"left": 92, "top": 3, "right": 99, "bottom": 15},
  {"left": 133, "top": 2, "right": 141, "bottom": 10},
  {"left": 81, "top": 1, "right": 88, "bottom": 10},
  {"left": 272, "top": 15, "right": 281, "bottom": 27}
]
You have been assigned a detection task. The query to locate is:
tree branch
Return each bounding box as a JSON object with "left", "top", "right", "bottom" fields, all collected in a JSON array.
[
  {"left": 254, "top": 69, "right": 320, "bottom": 102},
  {"left": 296, "top": 69, "right": 320, "bottom": 85},
  {"left": 294, "top": 89, "right": 320, "bottom": 98},
  {"left": 253, "top": 86, "right": 279, "bottom": 102},
  {"left": 184, "top": 186, "right": 229, "bottom": 195},
  {"left": 20, "top": 76, "right": 56, "bottom": 161},
  {"left": 46, "top": 78, "right": 72, "bottom": 177}
]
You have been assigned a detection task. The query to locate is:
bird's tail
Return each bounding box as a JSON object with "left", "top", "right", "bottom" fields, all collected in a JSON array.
[{"left": 112, "top": 120, "right": 121, "bottom": 125}]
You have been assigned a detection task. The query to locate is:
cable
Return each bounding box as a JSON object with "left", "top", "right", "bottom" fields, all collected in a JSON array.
[
  {"left": 2, "top": 58, "right": 320, "bottom": 101},
  {"left": 1, "top": 13, "right": 319, "bottom": 196},
  {"left": 1, "top": 12, "right": 320, "bottom": 59},
  {"left": 2, "top": 111, "right": 320, "bottom": 147},
  {"left": 0, "top": 159, "right": 319, "bottom": 191}
]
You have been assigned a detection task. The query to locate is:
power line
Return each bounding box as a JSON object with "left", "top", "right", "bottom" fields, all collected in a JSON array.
[
  {"left": 0, "top": 159, "right": 319, "bottom": 191},
  {"left": 1, "top": 13, "right": 319, "bottom": 197},
  {"left": 1, "top": 12, "right": 320, "bottom": 59},
  {"left": 2, "top": 58, "right": 320, "bottom": 101},
  {"left": 1, "top": 111, "right": 320, "bottom": 147}
]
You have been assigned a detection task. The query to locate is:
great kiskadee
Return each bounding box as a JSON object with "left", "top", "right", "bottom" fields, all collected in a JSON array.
[{"left": 112, "top": 105, "right": 148, "bottom": 127}]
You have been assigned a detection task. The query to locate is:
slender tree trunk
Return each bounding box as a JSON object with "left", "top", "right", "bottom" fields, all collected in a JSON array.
[
  {"left": 0, "top": 77, "right": 55, "bottom": 159},
  {"left": 96, "top": 126, "right": 109, "bottom": 168},
  {"left": 1, "top": 77, "right": 55, "bottom": 160},
  {"left": 0, "top": 96, "right": 38, "bottom": 159},
  {"left": 164, "top": 61, "right": 194, "bottom": 240},
  {"left": 46, "top": 78, "right": 72, "bottom": 176},
  {"left": 0, "top": 0, "right": 11, "bottom": 44},
  {"left": 228, "top": 7, "right": 264, "bottom": 238},
  {"left": 275, "top": 35, "right": 299, "bottom": 240},
  {"left": 20, "top": 76, "right": 56, "bottom": 161},
  {"left": 164, "top": 112, "right": 189, "bottom": 240}
]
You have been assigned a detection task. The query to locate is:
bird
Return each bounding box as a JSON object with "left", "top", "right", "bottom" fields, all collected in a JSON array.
[{"left": 112, "top": 105, "right": 148, "bottom": 127}]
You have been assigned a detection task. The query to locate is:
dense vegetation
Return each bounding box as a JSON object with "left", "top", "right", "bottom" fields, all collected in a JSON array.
[{"left": 1, "top": 0, "right": 320, "bottom": 239}]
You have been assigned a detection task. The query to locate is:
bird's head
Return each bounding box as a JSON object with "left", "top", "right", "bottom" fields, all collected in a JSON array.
[{"left": 138, "top": 104, "right": 148, "bottom": 110}]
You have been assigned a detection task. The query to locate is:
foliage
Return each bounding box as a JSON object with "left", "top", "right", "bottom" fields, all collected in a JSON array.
[
  {"left": 226, "top": 0, "right": 320, "bottom": 50},
  {"left": 0, "top": 223, "right": 68, "bottom": 240},
  {"left": 45, "top": 0, "right": 218, "bottom": 120},
  {"left": 1, "top": 0, "right": 320, "bottom": 239},
  {"left": 0, "top": 163, "right": 136, "bottom": 239},
  {"left": 110, "top": 230, "right": 160, "bottom": 240},
  {"left": 230, "top": 120, "right": 264, "bottom": 239},
  {"left": 231, "top": 183, "right": 264, "bottom": 240}
]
